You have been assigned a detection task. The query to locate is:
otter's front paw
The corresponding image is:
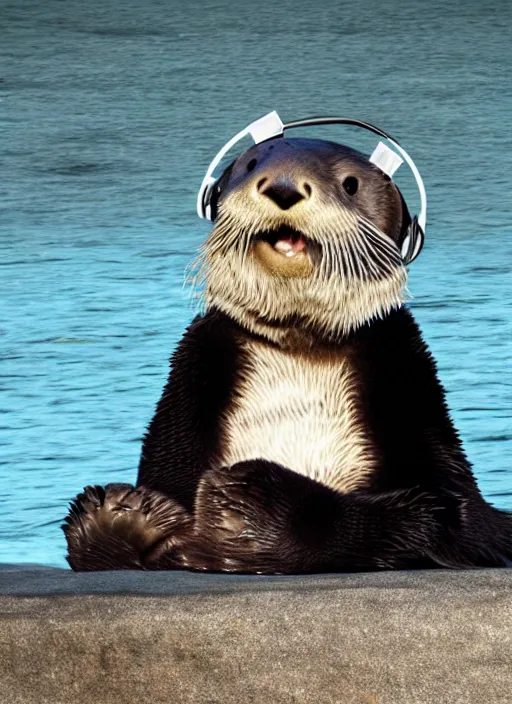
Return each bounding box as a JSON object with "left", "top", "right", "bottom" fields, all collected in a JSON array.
[{"left": 63, "top": 483, "right": 192, "bottom": 571}]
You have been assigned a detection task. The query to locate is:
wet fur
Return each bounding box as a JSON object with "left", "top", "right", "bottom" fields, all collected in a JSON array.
[{"left": 63, "top": 137, "right": 512, "bottom": 572}]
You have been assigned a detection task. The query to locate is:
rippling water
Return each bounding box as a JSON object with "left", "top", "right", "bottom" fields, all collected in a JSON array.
[{"left": 1, "top": 0, "right": 511, "bottom": 566}]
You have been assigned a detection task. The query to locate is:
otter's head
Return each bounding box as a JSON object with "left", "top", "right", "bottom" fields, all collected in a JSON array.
[{"left": 197, "top": 137, "right": 411, "bottom": 345}]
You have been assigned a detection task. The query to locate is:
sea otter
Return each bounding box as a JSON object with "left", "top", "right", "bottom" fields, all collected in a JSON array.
[{"left": 63, "top": 113, "right": 512, "bottom": 573}]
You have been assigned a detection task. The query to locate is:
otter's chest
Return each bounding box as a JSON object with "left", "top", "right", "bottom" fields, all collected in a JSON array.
[{"left": 218, "top": 342, "right": 376, "bottom": 493}]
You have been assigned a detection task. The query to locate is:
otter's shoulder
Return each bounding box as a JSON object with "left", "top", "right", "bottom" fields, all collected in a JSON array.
[
  {"left": 171, "top": 308, "right": 243, "bottom": 367},
  {"left": 353, "top": 305, "right": 448, "bottom": 411},
  {"left": 355, "top": 306, "right": 436, "bottom": 367}
]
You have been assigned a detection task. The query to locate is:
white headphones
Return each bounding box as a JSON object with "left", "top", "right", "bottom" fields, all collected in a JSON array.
[{"left": 197, "top": 111, "right": 426, "bottom": 264}]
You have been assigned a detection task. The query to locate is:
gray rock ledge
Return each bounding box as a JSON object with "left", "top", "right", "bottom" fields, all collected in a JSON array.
[{"left": 0, "top": 565, "right": 511, "bottom": 704}]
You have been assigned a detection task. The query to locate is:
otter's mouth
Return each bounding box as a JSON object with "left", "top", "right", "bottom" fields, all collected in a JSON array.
[{"left": 254, "top": 226, "right": 309, "bottom": 258}]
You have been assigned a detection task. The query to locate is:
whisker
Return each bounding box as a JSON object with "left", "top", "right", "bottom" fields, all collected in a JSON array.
[
  {"left": 189, "top": 198, "right": 408, "bottom": 340},
  {"left": 349, "top": 232, "right": 370, "bottom": 280}
]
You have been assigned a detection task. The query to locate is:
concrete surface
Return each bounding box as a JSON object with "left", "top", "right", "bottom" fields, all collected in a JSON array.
[{"left": 0, "top": 565, "right": 511, "bottom": 704}]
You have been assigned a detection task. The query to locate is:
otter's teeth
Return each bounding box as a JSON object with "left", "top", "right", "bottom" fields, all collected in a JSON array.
[
  {"left": 272, "top": 236, "right": 306, "bottom": 257},
  {"left": 274, "top": 240, "right": 294, "bottom": 255}
]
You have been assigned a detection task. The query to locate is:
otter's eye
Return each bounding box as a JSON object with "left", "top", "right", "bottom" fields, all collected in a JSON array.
[
  {"left": 247, "top": 158, "right": 258, "bottom": 172},
  {"left": 342, "top": 176, "right": 359, "bottom": 196}
]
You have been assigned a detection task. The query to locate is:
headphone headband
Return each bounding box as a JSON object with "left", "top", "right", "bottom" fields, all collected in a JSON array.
[{"left": 197, "top": 111, "right": 427, "bottom": 264}]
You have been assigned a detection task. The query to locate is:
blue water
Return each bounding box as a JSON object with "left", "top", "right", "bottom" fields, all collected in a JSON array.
[{"left": 1, "top": 0, "right": 511, "bottom": 567}]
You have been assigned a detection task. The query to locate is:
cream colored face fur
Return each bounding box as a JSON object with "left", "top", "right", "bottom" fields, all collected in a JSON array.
[{"left": 194, "top": 140, "right": 409, "bottom": 346}]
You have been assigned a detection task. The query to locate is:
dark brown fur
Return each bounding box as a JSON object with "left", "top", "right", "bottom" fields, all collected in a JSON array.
[{"left": 63, "top": 137, "right": 512, "bottom": 573}]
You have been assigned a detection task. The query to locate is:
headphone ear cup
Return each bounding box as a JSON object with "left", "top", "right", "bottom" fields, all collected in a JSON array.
[
  {"left": 204, "top": 163, "right": 236, "bottom": 221},
  {"left": 401, "top": 216, "right": 424, "bottom": 264},
  {"left": 207, "top": 182, "right": 221, "bottom": 221},
  {"left": 204, "top": 182, "right": 216, "bottom": 221},
  {"left": 198, "top": 176, "right": 217, "bottom": 220}
]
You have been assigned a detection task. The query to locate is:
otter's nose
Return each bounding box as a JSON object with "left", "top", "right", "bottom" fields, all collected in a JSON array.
[{"left": 258, "top": 176, "right": 308, "bottom": 210}]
